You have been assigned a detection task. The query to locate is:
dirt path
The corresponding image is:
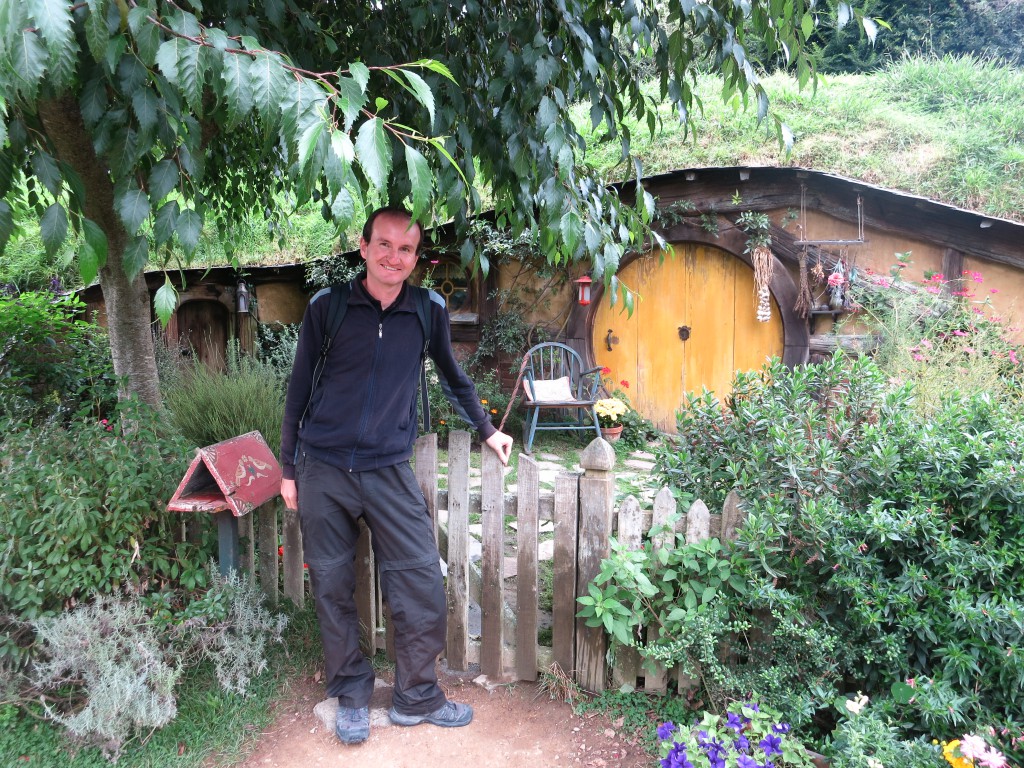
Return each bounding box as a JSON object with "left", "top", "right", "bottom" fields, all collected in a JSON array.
[{"left": 233, "top": 666, "right": 654, "bottom": 768}]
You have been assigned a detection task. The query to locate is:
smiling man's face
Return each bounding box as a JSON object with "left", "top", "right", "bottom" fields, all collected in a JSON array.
[{"left": 359, "top": 212, "right": 421, "bottom": 301}]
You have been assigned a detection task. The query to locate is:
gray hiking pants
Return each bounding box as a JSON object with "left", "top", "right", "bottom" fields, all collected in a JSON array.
[{"left": 296, "top": 453, "right": 447, "bottom": 715}]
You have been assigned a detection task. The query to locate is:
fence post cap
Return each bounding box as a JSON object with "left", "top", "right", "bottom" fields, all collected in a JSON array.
[{"left": 580, "top": 438, "right": 616, "bottom": 472}]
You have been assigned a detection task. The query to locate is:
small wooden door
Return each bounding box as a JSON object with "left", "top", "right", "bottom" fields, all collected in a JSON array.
[
  {"left": 175, "top": 299, "right": 229, "bottom": 372},
  {"left": 593, "top": 244, "right": 783, "bottom": 432}
]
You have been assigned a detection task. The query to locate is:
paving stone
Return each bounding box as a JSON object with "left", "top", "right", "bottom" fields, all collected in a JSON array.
[{"left": 623, "top": 459, "right": 655, "bottom": 471}]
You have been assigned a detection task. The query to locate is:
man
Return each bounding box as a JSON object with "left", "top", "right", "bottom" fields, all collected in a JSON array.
[{"left": 280, "top": 206, "right": 513, "bottom": 745}]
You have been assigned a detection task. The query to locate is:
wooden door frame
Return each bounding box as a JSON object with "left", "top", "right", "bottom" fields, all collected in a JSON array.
[{"left": 565, "top": 217, "right": 809, "bottom": 370}]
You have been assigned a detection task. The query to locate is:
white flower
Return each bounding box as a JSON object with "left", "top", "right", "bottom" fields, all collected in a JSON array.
[
  {"left": 867, "top": 759, "right": 884, "bottom": 768},
  {"left": 844, "top": 693, "right": 869, "bottom": 715}
]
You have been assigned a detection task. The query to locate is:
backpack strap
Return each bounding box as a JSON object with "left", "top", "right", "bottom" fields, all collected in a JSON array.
[
  {"left": 299, "top": 281, "right": 351, "bottom": 430},
  {"left": 412, "top": 286, "right": 433, "bottom": 432}
]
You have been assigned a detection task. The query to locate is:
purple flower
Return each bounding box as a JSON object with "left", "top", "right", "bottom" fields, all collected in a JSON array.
[
  {"left": 737, "top": 757, "right": 759, "bottom": 768},
  {"left": 661, "top": 742, "right": 693, "bottom": 768},
  {"left": 734, "top": 734, "right": 751, "bottom": 752},
  {"left": 771, "top": 722, "right": 791, "bottom": 735},
  {"left": 726, "top": 712, "right": 744, "bottom": 733},
  {"left": 657, "top": 722, "right": 676, "bottom": 741},
  {"left": 759, "top": 733, "right": 783, "bottom": 757}
]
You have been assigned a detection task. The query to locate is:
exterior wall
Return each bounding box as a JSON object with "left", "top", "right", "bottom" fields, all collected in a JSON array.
[
  {"left": 963, "top": 257, "right": 1024, "bottom": 338},
  {"left": 494, "top": 261, "right": 573, "bottom": 335},
  {"left": 253, "top": 281, "right": 308, "bottom": 326}
]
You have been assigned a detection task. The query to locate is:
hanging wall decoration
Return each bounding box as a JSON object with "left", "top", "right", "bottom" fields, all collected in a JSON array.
[
  {"left": 794, "top": 247, "right": 813, "bottom": 318},
  {"left": 752, "top": 243, "right": 774, "bottom": 322}
]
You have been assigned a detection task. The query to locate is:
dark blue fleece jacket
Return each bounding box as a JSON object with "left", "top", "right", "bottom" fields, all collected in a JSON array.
[{"left": 280, "top": 277, "right": 496, "bottom": 479}]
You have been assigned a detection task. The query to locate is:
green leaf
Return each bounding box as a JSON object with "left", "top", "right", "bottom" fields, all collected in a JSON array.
[
  {"left": 154, "top": 279, "right": 177, "bottom": 327},
  {"left": 336, "top": 76, "right": 367, "bottom": 131},
  {"left": 0, "top": 200, "right": 13, "bottom": 253},
  {"left": 12, "top": 29, "right": 48, "bottom": 99},
  {"left": 348, "top": 61, "right": 370, "bottom": 92},
  {"left": 30, "top": 149, "right": 62, "bottom": 197},
  {"left": 412, "top": 58, "right": 456, "bottom": 83},
  {"left": 122, "top": 235, "right": 149, "bottom": 280},
  {"left": 404, "top": 143, "right": 432, "bottom": 220},
  {"left": 251, "top": 52, "right": 289, "bottom": 124},
  {"left": 128, "top": 5, "right": 160, "bottom": 64},
  {"left": 330, "top": 187, "right": 355, "bottom": 228},
  {"left": 148, "top": 159, "right": 179, "bottom": 203},
  {"left": 890, "top": 681, "right": 915, "bottom": 704},
  {"left": 221, "top": 50, "right": 254, "bottom": 121},
  {"left": 155, "top": 37, "right": 182, "bottom": 82},
  {"left": 684, "top": 589, "right": 697, "bottom": 610},
  {"left": 800, "top": 12, "right": 814, "bottom": 39},
  {"left": 79, "top": 242, "right": 99, "bottom": 286},
  {"left": 298, "top": 120, "right": 326, "bottom": 169},
  {"left": 31, "top": 0, "right": 73, "bottom": 54},
  {"left": 355, "top": 117, "right": 392, "bottom": 190},
  {"left": 82, "top": 218, "right": 108, "bottom": 267},
  {"left": 374, "top": 96, "right": 389, "bottom": 112},
  {"left": 176, "top": 208, "right": 202, "bottom": 254},
  {"left": 131, "top": 87, "right": 159, "bottom": 132},
  {"left": 154, "top": 200, "right": 179, "bottom": 244},
  {"left": 116, "top": 186, "right": 151, "bottom": 233},
  {"left": 177, "top": 40, "right": 206, "bottom": 112},
  {"left": 40, "top": 203, "right": 68, "bottom": 256},
  {"left": 85, "top": 0, "right": 110, "bottom": 63},
  {"left": 401, "top": 68, "right": 435, "bottom": 125}
]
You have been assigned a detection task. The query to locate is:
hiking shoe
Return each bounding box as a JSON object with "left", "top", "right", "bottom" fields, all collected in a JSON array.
[
  {"left": 388, "top": 700, "right": 473, "bottom": 728},
  {"left": 335, "top": 704, "right": 370, "bottom": 744}
]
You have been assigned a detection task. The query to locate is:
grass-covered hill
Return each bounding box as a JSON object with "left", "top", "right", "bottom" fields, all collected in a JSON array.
[{"left": 579, "top": 54, "right": 1024, "bottom": 223}]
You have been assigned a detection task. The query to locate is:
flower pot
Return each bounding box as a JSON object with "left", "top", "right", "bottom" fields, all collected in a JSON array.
[{"left": 600, "top": 425, "right": 623, "bottom": 442}]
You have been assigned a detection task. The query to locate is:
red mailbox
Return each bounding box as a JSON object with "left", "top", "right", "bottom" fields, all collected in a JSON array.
[{"left": 168, "top": 431, "right": 281, "bottom": 575}]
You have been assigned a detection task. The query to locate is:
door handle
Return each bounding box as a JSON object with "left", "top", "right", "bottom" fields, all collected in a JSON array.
[
  {"left": 605, "top": 328, "right": 615, "bottom": 352},
  {"left": 678, "top": 325, "right": 691, "bottom": 342}
]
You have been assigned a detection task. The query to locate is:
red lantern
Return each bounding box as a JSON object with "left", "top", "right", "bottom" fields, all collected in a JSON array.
[{"left": 574, "top": 275, "right": 592, "bottom": 306}]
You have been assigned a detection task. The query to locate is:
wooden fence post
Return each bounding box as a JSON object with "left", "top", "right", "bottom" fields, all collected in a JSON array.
[
  {"left": 552, "top": 472, "right": 580, "bottom": 675},
  {"left": 575, "top": 438, "right": 616, "bottom": 692},
  {"left": 677, "top": 498, "right": 711, "bottom": 693},
  {"left": 611, "top": 495, "right": 644, "bottom": 690},
  {"left": 445, "top": 430, "right": 472, "bottom": 671},
  {"left": 414, "top": 433, "right": 439, "bottom": 543},
  {"left": 282, "top": 505, "right": 304, "bottom": 606},
  {"left": 257, "top": 501, "right": 279, "bottom": 607},
  {"left": 516, "top": 454, "right": 540, "bottom": 681},
  {"left": 645, "top": 487, "right": 679, "bottom": 694},
  {"left": 480, "top": 440, "right": 506, "bottom": 678}
]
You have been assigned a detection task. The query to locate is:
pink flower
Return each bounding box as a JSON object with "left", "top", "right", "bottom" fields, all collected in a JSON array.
[
  {"left": 978, "top": 747, "right": 1007, "bottom": 768},
  {"left": 601, "top": 366, "right": 611, "bottom": 374},
  {"left": 912, "top": 353, "right": 925, "bottom": 361},
  {"left": 1010, "top": 350, "right": 1019, "bottom": 365},
  {"left": 991, "top": 288, "right": 1000, "bottom": 293},
  {"left": 960, "top": 734, "right": 989, "bottom": 760},
  {"left": 827, "top": 273, "right": 845, "bottom": 287},
  {"left": 952, "top": 329, "right": 967, "bottom": 336},
  {"left": 620, "top": 380, "right": 630, "bottom": 388}
]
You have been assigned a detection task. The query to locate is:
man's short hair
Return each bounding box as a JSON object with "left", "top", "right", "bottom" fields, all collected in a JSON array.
[{"left": 362, "top": 207, "right": 424, "bottom": 254}]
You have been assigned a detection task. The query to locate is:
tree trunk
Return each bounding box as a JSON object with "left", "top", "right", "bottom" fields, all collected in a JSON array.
[{"left": 37, "top": 96, "right": 162, "bottom": 408}]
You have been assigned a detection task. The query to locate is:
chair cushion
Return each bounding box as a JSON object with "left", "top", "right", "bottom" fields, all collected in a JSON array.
[{"left": 525, "top": 376, "right": 573, "bottom": 402}]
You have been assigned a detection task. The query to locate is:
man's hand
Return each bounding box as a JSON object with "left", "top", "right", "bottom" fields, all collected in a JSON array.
[
  {"left": 484, "top": 430, "right": 514, "bottom": 466},
  {"left": 281, "top": 478, "right": 298, "bottom": 511}
]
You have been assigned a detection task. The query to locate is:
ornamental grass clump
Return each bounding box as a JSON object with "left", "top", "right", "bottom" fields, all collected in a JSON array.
[{"left": 657, "top": 701, "right": 814, "bottom": 768}]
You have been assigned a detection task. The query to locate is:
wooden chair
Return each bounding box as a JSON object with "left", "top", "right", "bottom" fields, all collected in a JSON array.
[{"left": 520, "top": 342, "right": 602, "bottom": 454}]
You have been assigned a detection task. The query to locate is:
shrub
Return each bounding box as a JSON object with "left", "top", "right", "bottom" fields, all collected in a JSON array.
[
  {"left": 0, "top": 399, "right": 212, "bottom": 667},
  {"left": 826, "top": 694, "right": 945, "bottom": 768},
  {"left": 32, "top": 594, "right": 181, "bottom": 759},
  {"left": 0, "top": 291, "right": 117, "bottom": 423},
  {"left": 653, "top": 352, "right": 1024, "bottom": 735}
]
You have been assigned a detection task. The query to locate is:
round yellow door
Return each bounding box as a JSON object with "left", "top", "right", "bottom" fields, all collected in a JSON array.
[{"left": 593, "top": 244, "right": 784, "bottom": 432}]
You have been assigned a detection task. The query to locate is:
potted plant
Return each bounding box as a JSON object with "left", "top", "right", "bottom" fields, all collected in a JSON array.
[{"left": 595, "top": 397, "right": 628, "bottom": 442}]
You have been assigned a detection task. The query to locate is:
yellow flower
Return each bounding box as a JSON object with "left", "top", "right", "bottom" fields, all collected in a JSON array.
[
  {"left": 595, "top": 397, "right": 629, "bottom": 428},
  {"left": 480, "top": 399, "right": 488, "bottom": 405},
  {"left": 942, "top": 740, "right": 973, "bottom": 768}
]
